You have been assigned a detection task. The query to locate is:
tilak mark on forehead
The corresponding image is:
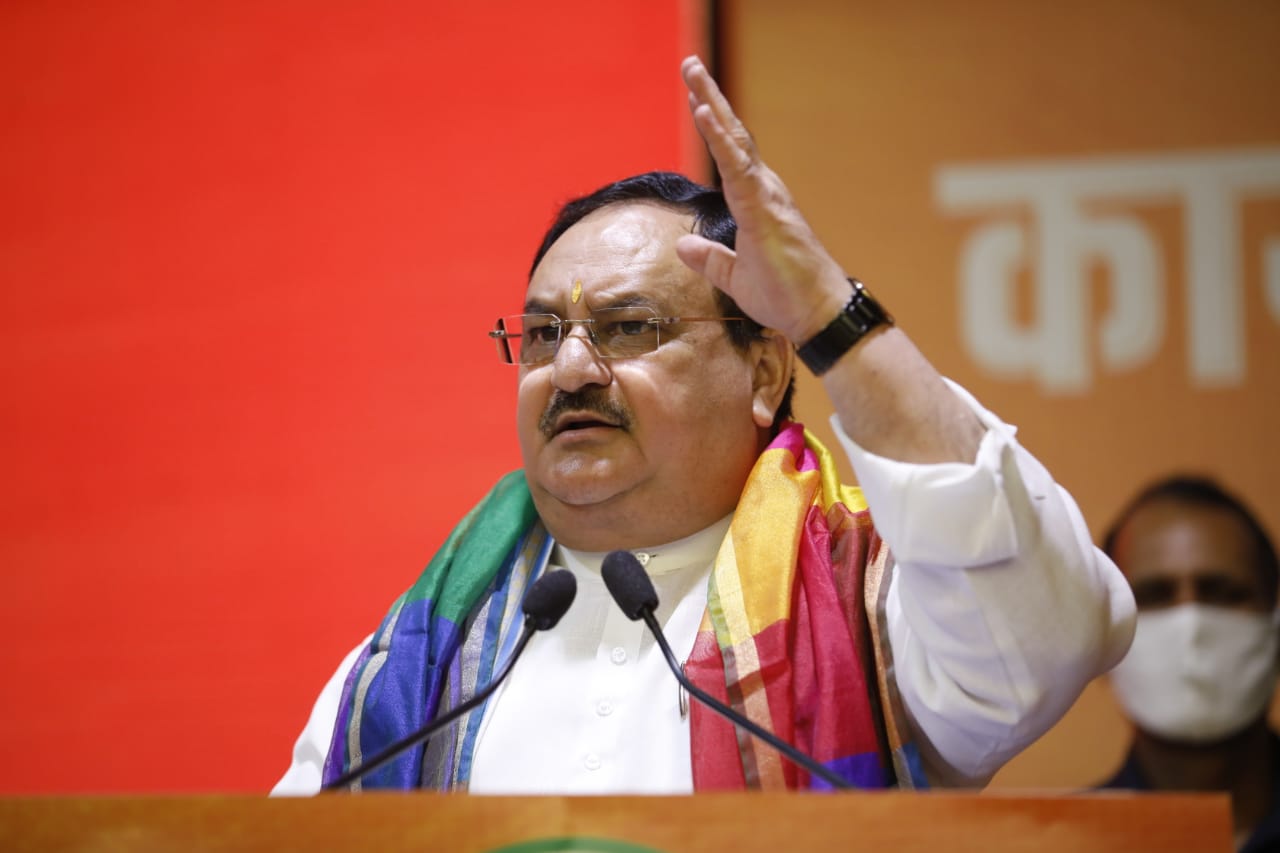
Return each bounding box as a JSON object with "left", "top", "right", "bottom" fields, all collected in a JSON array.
[{"left": 571, "top": 279, "right": 583, "bottom": 305}]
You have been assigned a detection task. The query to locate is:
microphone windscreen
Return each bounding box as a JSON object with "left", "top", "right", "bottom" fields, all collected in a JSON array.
[
  {"left": 601, "top": 550, "right": 659, "bottom": 620},
  {"left": 522, "top": 569, "right": 577, "bottom": 630}
]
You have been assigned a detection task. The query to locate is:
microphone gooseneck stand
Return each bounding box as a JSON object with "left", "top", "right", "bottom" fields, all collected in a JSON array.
[
  {"left": 322, "top": 568, "right": 577, "bottom": 791},
  {"left": 601, "top": 549, "right": 852, "bottom": 791}
]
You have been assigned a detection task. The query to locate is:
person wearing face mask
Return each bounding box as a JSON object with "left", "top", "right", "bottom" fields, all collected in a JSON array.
[{"left": 1101, "top": 475, "right": 1280, "bottom": 853}]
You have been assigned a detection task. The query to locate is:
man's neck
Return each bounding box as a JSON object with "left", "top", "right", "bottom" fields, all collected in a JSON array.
[
  {"left": 537, "top": 489, "right": 742, "bottom": 553},
  {"left": 1132, "top": 720, "right": 1275, "bottom": 842},
  {"left": 555, "top": 513, "right": 733, "bottom": 578}
]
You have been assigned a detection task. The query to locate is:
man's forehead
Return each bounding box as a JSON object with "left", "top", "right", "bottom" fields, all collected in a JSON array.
[
  {"left": 1121, "top": 501, "right": 1264, "bottom": 583},
  {"left": 524, "top": 204, "right": 708, "bottom": 311},
  {"left": 523, "top": 284, "right": 666, "bottom": 314}
]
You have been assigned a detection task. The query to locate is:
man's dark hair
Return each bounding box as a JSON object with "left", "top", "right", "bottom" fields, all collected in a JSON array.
[
  {"left": 529, "top": 171, "right": 795, "bottom": 430},
  {"left": 1103, "top": 475, "right": 1279, "bottom": 603}
]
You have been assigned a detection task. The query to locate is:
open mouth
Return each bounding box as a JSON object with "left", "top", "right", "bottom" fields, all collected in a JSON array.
[
  {"left": 552, "top": 414, "right": 620, "bottom": 436},
  {"left": 538, "top": 392, "right": 632, "bottom": 440}
]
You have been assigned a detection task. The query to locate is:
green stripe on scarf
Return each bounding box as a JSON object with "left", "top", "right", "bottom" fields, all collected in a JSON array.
[
  {"left": 325, "top": 470, "right": 540, "bottom": 789},
  {"left": 396, "top": 470, "right": 540, "bottom": 616}
]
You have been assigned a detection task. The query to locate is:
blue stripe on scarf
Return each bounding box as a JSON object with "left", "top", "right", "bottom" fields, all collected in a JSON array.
[{"left": 355, "top": 605, "right": 467, "bottom": 788}]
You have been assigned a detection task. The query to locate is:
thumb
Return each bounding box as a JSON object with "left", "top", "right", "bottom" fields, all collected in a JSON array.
[{"left": 675, "top": 234, "right": 737, "bottom": 294}]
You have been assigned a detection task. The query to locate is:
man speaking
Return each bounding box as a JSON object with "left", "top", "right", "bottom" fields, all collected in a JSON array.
[{"left": 273, "top": 57, "right": 1135, "bottom": 794}]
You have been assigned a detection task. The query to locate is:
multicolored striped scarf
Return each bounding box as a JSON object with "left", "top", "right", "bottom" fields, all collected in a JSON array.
[{"left": 323, "top": 423, "right": 925, "bottom": 790}]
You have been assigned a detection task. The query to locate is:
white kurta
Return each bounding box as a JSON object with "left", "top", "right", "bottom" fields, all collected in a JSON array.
[{"left": 271, "top": 381, "right": 1135, "bottom": 794}]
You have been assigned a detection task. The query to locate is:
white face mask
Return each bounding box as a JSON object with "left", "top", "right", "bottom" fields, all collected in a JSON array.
[{"left": 1109, "top": 604, "right": 1278, "bottom": 743}]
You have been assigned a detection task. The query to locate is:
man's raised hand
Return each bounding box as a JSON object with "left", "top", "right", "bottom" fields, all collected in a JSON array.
[{"left": 674, "top": 55, "right": 848, "bottom": 347}]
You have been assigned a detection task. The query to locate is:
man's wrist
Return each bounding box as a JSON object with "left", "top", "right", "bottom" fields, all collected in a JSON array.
[{"left": 795, "top": 278, "right": 894, "bottom": 376}]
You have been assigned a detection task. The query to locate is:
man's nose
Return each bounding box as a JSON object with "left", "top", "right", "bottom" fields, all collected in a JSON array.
[
  {"left": 551, "top": 326, "right": 612, "bottom": 391},
  {"left": 1171, "top": 579, "right": 1200, "bottom": 608}
]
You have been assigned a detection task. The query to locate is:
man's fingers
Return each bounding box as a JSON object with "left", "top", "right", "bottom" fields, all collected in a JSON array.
[
  {"left": 680, "top": 57, "right": 726, "bottom": 113},
  {"left": 681, "top": 56, "right": 756, "bottom": 169},
  {"left": 690, "top": 104, "right": 753, "bottom": 180},
  {"left": 675, "top": 234, "right": 737, "bottom": 295},
  {"left": 681, "top": 56, "right": 740, "bottom": 140}
]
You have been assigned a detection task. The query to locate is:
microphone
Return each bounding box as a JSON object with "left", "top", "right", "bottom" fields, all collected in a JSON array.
[
  {"left": 323, "top": 568, "right": 577, "bottom": 791},
  {"left": 601, "top": 550, "right": 851, "bottom": 790}
]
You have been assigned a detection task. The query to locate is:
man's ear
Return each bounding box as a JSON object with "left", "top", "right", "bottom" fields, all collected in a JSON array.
[{"left": 750, "top": 330, "right": 794, "bottom": 429}]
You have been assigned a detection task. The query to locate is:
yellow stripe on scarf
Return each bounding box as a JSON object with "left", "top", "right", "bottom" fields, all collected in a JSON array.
[{"left": 709, "top": 428, "right": 867, "bottom": 646}]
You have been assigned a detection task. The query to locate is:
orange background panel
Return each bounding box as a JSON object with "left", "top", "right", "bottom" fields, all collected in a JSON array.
[{"left": 723, "top": 0, "right": 1280, "bottom": 787}]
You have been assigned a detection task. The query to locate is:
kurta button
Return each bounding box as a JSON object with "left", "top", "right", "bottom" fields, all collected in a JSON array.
[
  {"left": 596, "top": 700, "right": 614, "bottom": 716},
  {"left": 610, "top": 647, "right": 627, "bottom": 664},
  {"left": 584, "top": 754, "right": 602, "bottom": 771}
]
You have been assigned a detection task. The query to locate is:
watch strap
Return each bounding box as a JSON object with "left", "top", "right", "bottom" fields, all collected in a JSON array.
[{"left": 795, "top": 278, "right": 893, "bottom": 376}]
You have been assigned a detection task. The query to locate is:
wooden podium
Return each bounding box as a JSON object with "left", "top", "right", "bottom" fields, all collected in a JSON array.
[{"left": 0, "top": 791, "right": 1233, "bottom": 852}]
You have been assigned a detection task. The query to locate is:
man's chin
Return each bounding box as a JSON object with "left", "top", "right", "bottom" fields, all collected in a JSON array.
[
  {"left": 527, "top": 462, "right": 637, "bottom": 509},
  {"left": 536, "top": 479, "right": 628, "bottom": 508}
]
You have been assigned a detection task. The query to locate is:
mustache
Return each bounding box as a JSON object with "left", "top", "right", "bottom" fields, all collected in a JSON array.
[{"left": 538, "top": 389, "right": 633, "bottom": 439}]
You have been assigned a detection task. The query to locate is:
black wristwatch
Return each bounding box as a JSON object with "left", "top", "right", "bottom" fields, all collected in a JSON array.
[{"left": 795, "top": 278, "right": 893, "bottom": 376}]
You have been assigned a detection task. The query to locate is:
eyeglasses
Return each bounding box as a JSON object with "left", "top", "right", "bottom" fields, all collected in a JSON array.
[{"left": 488, "top": 306, "right": 747, "bottom": 366}]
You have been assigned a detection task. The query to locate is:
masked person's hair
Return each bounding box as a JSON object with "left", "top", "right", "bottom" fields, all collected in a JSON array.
[{"left": 1103, "top": 474, "right": 1279, "bottom": 604}]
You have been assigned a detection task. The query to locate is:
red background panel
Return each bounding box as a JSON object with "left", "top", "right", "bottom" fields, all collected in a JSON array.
[{"left": 0, "top": 1, "right": 706, "bottom": 793}]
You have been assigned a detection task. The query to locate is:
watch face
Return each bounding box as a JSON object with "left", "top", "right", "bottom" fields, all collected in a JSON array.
[{"left": 850, "top": 291, "right": 891, "bottom": 332}]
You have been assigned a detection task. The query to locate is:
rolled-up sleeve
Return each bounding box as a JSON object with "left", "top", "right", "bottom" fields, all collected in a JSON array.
[{"left": 833, "top": 380, "right": 1135, "bottom": 786}]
